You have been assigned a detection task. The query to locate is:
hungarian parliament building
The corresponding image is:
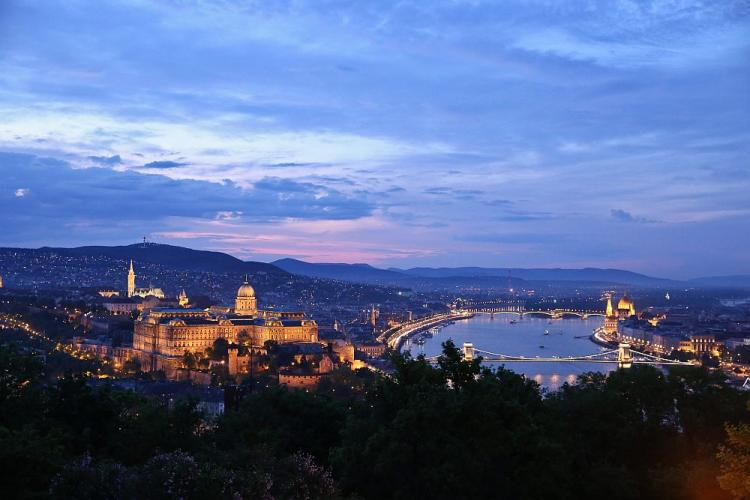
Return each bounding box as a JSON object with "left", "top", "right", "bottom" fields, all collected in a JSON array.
[{"left": 131, "top": 276, "right": 318, "bottom": 372}]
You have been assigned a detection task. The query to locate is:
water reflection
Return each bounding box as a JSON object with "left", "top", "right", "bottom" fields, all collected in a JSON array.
[{"left": 403, "top": 313, "right": 617, "bottom": 390}]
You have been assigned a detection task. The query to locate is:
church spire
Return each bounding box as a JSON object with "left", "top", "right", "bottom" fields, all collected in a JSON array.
[{"left": 127, "top": 259, "right": 136, "bottom": 298}]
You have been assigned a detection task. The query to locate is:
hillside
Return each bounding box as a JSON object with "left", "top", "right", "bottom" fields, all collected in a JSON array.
[
  {"left": 396, "top": 266, "right": 677, "bottom": 287},
  {"left": 39, "top": 243, "right": 286, "bottom": 276},
  {"left": 274, "top": 259, "right": 681, "bottom": 288},
  {"left": 272, "top": 258, "right": 406, "bottom": 284}
]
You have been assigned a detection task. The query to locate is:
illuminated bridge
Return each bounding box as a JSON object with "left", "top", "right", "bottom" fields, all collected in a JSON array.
[
  {"left": 423, "top": 342, "right": 694, "bottom": 369},
  {"left": 455, "top": 306, "right": 606, "bottom": 320}
]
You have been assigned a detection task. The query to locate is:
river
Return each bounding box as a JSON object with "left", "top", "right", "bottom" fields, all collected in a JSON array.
[{"left": 403, "top": 313, "right": 617, "bottom": 391}]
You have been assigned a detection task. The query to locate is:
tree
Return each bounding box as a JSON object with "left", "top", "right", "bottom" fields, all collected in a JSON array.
[
  {"left": 437, "top": 339, "right": 481, "bottom": 390},
  {"left": 273, "top": 452, "right": 339, "bottom": 499},
  {"left": 182, "top": 351, "right": 197, "bottom": 370},
  {"left": 122, "top": 358, "right": 140, "bottom": 374},
  {"left": 236, "top": 330, "right": 251, "bottom": 346},
  {"left": 211, "top": 338, "right": 229, "bottom": 361},
  {"left": 49, "top": 459, "right": 134, "bottom": 500},
  {"left": 718, "top": 405, "right": 750, "bottom": 499},
  {"left": 332, "top": 342, "right": 555, "bottom": 499}
]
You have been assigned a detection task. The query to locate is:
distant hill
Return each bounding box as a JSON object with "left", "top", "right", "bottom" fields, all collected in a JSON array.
[
  {"left": 274, "top": 259, "right": 680, "bottom": 288},
  {"left": 395, "top": 267, "right": 676, "bottom": 287},
  {"left": 272, "top": 258, "right": 405, "bottom": 284},
  {"left": 36, "top": 243, "right": 286, "bottom": 276},
  {"left": 6, "top": 243, "right": 744, "bottom": 291},
  {"left": 0, "top": 244, "right": 414, "bottom": 308},
  {"left": 688, "top": 275, "right": 750, "bottom": 288}
]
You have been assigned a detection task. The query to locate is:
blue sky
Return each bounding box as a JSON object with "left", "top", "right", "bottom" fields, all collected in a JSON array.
[{"left": 0, "top": 0, "right": 748, "bottom": 278}]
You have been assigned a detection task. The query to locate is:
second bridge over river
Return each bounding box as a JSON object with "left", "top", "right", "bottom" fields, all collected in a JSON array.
[{"left": 455, "top": 307, "right": 606, "bottom": 320}]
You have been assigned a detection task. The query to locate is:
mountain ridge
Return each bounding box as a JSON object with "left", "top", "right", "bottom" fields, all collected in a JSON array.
[
  {"left": 2, "top": 244, "right": 745, "bottom": 289},
  {"left": 273, "top": 258, "right": 686, "bottom": 288},
  {"left": 24, "top": 243, "right": 287, "bottom": 276}
]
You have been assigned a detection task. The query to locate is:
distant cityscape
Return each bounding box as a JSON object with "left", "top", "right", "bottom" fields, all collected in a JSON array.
[
  {"left": 2, "top": 243, "right": 749, "bottom": 497},
  {"left": 2, "top": 243, "right": 749, "bottom": 387}
]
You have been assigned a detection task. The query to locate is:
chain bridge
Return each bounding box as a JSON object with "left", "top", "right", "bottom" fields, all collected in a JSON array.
[{"left": 423, "top": 342, "right": 694, "bottom": 369}]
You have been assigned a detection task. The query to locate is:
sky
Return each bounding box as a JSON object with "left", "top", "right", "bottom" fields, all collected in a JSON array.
[{"left": 0, "top": 0, "right": 748, "bottom": 278}]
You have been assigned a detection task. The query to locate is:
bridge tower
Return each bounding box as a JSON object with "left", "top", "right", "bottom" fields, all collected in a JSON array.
[
  {"left": 462, "top": 342, "right": 475, "bottom": 361},
  {"left": 617, "top": 343, "right": 632, "bottom": 369}
]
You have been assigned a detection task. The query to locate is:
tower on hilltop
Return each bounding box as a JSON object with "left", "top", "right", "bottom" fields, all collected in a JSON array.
[{"left": 127, "top": 260, "right": 136, "bottom": 297}]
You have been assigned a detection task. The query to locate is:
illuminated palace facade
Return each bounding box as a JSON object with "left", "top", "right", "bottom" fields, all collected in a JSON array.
[{"left": 132, "top": 279, "right": 318, "bottom": 372}]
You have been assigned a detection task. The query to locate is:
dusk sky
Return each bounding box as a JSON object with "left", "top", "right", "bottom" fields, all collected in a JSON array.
[{"left": 1, "top": 1, "right": 748, "bottom": 278}]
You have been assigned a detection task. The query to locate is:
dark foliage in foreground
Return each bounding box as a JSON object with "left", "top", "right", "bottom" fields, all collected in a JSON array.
[{"left": 0, "top": 341, "right": 747, "bottom": 499}]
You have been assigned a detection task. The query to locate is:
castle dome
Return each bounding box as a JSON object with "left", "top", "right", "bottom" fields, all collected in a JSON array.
[{"left": 237, "top": 280, "right": 255, "bottom": 298}]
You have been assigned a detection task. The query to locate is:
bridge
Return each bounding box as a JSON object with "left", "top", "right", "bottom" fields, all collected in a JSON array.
[
  {"left": 423, "top": 342, "right": 694, "bottom": 369},
  {"left": 456, "top": 307, "right": 606, "bottom": 320}
]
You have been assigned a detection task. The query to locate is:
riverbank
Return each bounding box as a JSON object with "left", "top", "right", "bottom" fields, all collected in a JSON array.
[
  {"left": 385, "top": 312, "right": 474, "bottom": 351},
  {"left": 590, "top": 327, "right": 618, "bottom": 349}
]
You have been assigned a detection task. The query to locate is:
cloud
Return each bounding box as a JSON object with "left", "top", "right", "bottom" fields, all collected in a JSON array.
[
  {"left": 266, "top": 162, "right": 328, "bottom": 169},
  {"left": 423, "top": 187, "right": 484, "bottom": 200},
  {"left": 610, "top": 209, "right": 656, "bottom": 224},
  {"left": 462, "top": 232, "right": 571, "bottom": 245},
  {"left": 141, "top": 160, "right": 187, "bottom": 169},
  {"left": 485, "top": 199, "right": 513, "bottom": 207},
  {"left": 88, "top": 154, "right": 122, "bottom": 165},
  {"left": 0, "top": 1, "right": 747, "bottom": 276},
  {"left": 214, "top": 211, "right": 243, "bottom": 221},
  {"left": 0, "top": 153, "right": 374, "bottom": 235}
]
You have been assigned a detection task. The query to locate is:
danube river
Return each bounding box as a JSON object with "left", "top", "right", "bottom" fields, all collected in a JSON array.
[{"left": 403, "top": 313, "right": 617, "bottom": 391}]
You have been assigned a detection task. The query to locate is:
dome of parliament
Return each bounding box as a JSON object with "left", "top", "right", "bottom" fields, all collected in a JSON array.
[
  {"left": 617, "top": 295, "right": 634, "bottom": 310},
  {"left": 237, "top": 281, "right": 255, "bottom": 298}
]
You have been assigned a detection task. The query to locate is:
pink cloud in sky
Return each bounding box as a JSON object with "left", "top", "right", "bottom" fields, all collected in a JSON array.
[{"left": 154, "top": 215, "right": 440, "bottom": 263}]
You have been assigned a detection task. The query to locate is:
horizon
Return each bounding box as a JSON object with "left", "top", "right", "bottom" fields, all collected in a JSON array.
[
  {"left": 1, "top": 2, "right": 749, "bottom": 279},
  {"left": 1, "top": 240, "right": 744, "bottom": 281}
]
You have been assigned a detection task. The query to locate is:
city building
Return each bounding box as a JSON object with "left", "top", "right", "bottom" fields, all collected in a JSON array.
[
  {"left": 132, "top": 279, "right": 318, "bottom": 372},
  {"left": 616, "top": 293, "right": 637, "bottom": 319},
  {"left": 356, "top": 341, "right": 387, "bottom": 359},
  {"left": 102, "top": 297, "right": 139, "bottom": 315},
  {"left": 604, "top": 293, "right": 637, "bottom": 335},
  {"left": 178, "top": 289, "right": 189, "bottom": 307},
  {"left": 127, "top": 260, "right": 165, "bottom": 299},
  {"left": 277, "top": 343, "right": 335, "bottom": 389},
  {"left": 690, "top": 334, "right": 717, "bottom": 356}
]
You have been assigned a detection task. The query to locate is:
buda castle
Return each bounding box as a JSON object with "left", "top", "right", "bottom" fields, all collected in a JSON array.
[{"left": 132, "top": 278, "right": 318, "bottom": 372}]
